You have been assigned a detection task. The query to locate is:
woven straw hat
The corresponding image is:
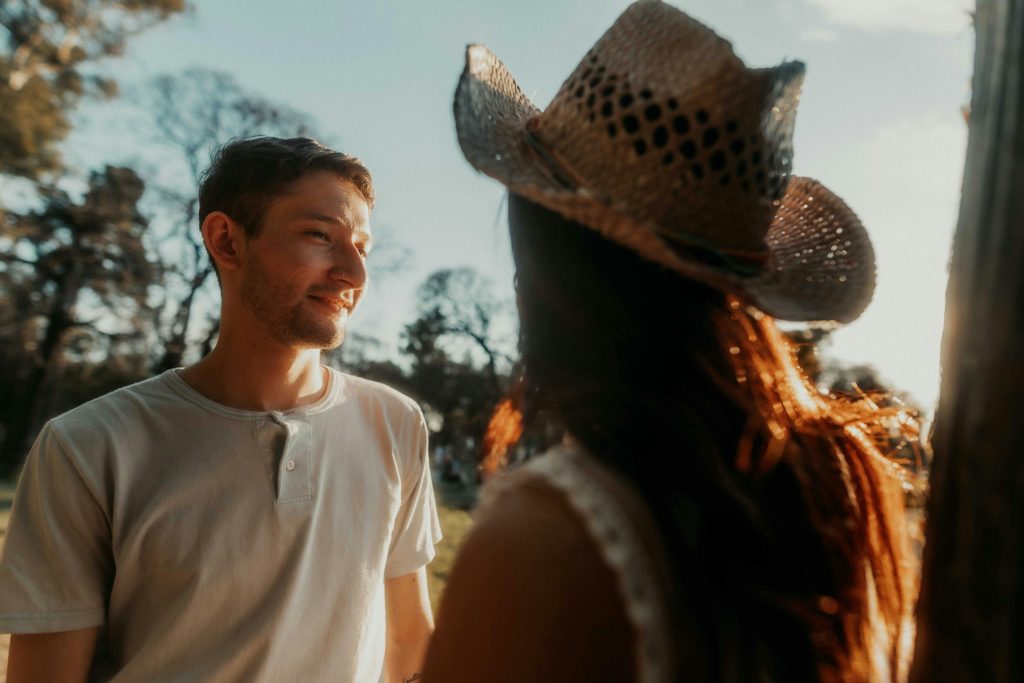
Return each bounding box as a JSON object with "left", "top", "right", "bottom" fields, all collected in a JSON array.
[{"left": 453, "top": 0, "right": 875, "bottom": 323}]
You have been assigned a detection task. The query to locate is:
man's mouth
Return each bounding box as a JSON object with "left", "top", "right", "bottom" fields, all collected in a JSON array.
[{"left": 307, "top": 295, "right": 352, "bottom": 313}]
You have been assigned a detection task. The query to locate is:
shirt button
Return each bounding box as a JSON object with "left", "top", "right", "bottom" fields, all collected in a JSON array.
[{"left": 286, "top": 459, "right": 296, "bottom": 471}]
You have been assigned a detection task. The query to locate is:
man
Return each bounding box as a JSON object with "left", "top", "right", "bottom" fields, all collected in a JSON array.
[{"left": 0, "top": 137, "right": 441, "bottom": 682}]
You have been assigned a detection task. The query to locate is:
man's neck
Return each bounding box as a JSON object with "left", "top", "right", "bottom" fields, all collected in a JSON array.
[{"left": 178, "top": 329, "right": 329, "bottom": 413}]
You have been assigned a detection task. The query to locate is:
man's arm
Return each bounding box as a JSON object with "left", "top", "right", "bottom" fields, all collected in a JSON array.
[
  {"left": 383, "top": 566, "right": 433, "bottom": 683},
  {"left": 7, "top": 627, "right": 100, "bottom": 683}
]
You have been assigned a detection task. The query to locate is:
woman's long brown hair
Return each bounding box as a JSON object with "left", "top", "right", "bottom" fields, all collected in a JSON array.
[{"left": 496, "top": 193, "right": 919, "bottom": 682}]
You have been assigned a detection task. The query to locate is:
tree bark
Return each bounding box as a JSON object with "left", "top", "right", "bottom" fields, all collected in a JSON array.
[
  {"left": 0, "top": 262, "right": 79, "bottom": 475},
  {"left": 153, "top": 263, "right": 213, "bottom": 373},
  {"left": 910, "top": 1, "right": 1024, "bottom": 680}
]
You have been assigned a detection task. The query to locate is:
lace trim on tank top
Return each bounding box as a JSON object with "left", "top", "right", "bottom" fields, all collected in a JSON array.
[{"left": 477, "top": 445, "right": 673, "bottom": 683}]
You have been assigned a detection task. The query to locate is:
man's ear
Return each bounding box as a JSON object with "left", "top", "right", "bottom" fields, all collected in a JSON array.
[{"left": 202, "top": 211, "right": 245, "bottom": 273}]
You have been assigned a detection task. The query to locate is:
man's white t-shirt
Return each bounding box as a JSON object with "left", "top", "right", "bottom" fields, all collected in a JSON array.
[{"left": 0, "top": 367, "right": 442, "bottom": 682}]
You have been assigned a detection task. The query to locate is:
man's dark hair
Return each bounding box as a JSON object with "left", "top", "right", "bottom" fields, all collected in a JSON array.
[{"left": 198, "top": 136, "right": 374, "bottom": 239}]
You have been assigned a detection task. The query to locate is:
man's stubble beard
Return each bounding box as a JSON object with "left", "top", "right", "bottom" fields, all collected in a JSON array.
[{"left": 240, "top": 253, "right": 347, "bottom": 350}]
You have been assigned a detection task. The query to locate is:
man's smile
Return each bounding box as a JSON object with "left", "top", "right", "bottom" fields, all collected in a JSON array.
[{"left": 307, "top": 294, "right": 353, "bottom": 314}]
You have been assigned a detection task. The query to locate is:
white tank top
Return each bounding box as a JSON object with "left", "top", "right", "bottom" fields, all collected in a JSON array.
[{"left": 477, "top": 445, "right": 674, "bottom": 683}]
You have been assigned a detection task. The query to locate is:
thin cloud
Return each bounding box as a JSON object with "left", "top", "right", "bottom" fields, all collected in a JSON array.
[
  {"left": 800, "top": 27, "right": 840, "bottom": 43},
  {"left": 801, "top": 0, "right": 972, "bottom": 35},
  {"left": 825, "top": 114, "right": 966, "bottom": 412}
]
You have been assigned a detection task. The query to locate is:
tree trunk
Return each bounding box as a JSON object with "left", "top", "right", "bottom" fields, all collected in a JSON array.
[
  {"left": 0, "top": 265, "right": 78, "bottom": 475},
  {"left": 910, "top": 1, "right": 1024, "bottom": 680},
  {"left": 153, "top": 264, "right": 212, "bottom": 373},
  {"left": 199, "top": 316, "right": 220, "bottom": 358}
]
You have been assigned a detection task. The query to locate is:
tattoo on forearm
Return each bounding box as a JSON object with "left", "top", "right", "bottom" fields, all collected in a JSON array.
[{"left": 403, "top": 675, "right": 422, "bottom": 683}]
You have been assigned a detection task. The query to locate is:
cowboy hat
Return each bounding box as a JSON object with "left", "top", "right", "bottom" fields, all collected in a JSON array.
[{"left": 453, "top": 0, "right": 874, "bottom": 323}]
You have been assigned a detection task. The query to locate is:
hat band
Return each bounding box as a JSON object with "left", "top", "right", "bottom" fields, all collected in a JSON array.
[
  {"left": 524, "top": 121, "right": 767, "bottom": 278},
  {"left": 524, "top": 121, "right": 582, "bottom": 190},
  {"left": 655, "top": 230, "right": 768, "bottom": 277}
]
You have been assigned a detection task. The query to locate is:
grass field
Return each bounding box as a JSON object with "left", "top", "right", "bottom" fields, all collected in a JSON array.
[
  {"left": 0, "top": 480, "right": 11, "bottom": 542},
  {"left": 427, "top": 504, "right": 474, "bottom": 614},
  {"left": 0, "top": 480, "right": 472, "bottom": 681}
]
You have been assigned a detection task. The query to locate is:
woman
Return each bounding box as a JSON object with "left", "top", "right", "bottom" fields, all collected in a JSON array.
[{"left": 422, "top": 2, "right": 918, "bottom": 681}]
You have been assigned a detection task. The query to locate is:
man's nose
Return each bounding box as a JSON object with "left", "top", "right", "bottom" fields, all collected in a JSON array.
[{"left": 329, "top": 243, "right": 368, "bottom": 290}]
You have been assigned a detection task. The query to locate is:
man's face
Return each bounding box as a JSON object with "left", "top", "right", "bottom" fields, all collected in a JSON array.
[{"left": 238, "top": 170, "right": 372, "bottom": 350}]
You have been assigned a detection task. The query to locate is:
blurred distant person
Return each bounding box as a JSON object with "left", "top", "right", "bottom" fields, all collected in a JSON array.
[
  {"left": 423, "top": 2, "right": 917, "bottom": 681},
  {"left": 0, "top": 137, "right": 440, "bottom": 683}
]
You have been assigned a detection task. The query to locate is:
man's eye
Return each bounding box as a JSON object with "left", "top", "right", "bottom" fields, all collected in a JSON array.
[
  {"left": 357, "top": 245, "right": 370, "bottom": 257},
  {"left": 306, "top": 230, "right": 329, "bottom": 241}
]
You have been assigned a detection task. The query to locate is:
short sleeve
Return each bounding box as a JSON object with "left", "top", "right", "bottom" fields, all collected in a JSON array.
[
  {"left": 385, "top": 409, "right": 442, "bottom": 579},
  {"left": 0, "top": 422, "right": 113, "bottom": 633}
]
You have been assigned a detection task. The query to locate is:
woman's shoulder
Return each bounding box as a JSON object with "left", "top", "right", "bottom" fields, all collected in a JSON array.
[
  {"left": 422, "top": 446, "right": 637, "bottom": 681},
  {"left": 533, "top": 448, "right": 674, "bottom": 656},
  {"left": 421, "top": 446, "right": 671, "bottom": 679}
]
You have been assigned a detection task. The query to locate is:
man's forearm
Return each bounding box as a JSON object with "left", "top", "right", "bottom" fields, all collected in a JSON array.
[
  {"left": 383, "top": 567, "right": 434, "bottom": 683},
  {"left": 8, "top": 628, "right": 100, "bottom": 683}
]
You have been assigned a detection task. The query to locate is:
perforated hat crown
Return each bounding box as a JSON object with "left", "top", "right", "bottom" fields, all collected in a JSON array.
[{"left": 454, "top": 0, "right": 875, "bottom": 323}]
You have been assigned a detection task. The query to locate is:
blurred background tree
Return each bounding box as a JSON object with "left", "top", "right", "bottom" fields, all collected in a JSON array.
[
  {"left": 0, "top": 165, "right": 154, "bottom": 474},
  {"left": 0, "top": 2, "right": 188, "bottom": 475},
  {"left": 400, "top": 268, "right": 513, "bottom": 459},
  {"left": 0, "top": 2, "right": 931, "bottom": 505},
  {"left": 0, "top": 0, "right": 186, "bottom": 179}
]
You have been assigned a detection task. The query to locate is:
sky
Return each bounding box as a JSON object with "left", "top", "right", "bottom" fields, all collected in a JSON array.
[{"left": 64, "top": 0, "right": 974, "bottom": 413}]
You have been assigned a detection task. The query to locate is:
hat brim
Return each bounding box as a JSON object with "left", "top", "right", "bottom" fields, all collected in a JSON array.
[{"left": 454, "top": 44, "right": 875, "bottom": 324}]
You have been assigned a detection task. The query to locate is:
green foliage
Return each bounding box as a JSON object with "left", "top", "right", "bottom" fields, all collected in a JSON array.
[
  {"left": 0, "top": 165, "right": 156, "bottom": 473},
  {"left": 0, "top": 74, "right": 69, "bottom": 177},
  {"left": 334, "top": 268, "right": 516, "bottom": 461},
  {"left": 427, "top": 505, "right": 473, "bottom": 614},
  {"left": 397, "top": 268, "right": 515, "bottom": 453},
  {"left": 412, "top": 267, "right": 512, "bottom": 388},
  {"left": 0, "top": 0, "right": 187, "bottom": 178},
  {"left": 8, "top": 165, "right": 155, "bottom": 308}
]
